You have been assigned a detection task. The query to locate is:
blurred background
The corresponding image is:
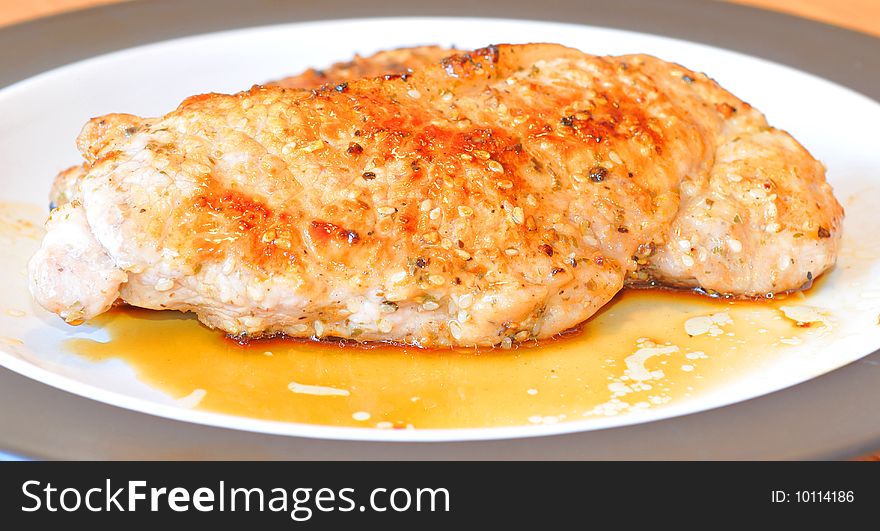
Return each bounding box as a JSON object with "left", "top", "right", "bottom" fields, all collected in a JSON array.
[{"left": 0, "top": 0, "right": 877, "bottom": 36}]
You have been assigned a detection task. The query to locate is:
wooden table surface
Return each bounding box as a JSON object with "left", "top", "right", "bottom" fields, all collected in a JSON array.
[{"left": 0, "top": 0, "right": 877, "bottom": 460}]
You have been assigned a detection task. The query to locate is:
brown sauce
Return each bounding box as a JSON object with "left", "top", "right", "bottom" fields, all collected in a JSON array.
[{"left": 64, "top": 288, "right": 816, "bottom": 430}]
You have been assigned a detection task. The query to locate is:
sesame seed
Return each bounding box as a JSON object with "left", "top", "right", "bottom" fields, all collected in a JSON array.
[
  {"left": 526, "top": 194, "right": 538, "bottom": 207},
  {"left": 514, "top": 330, "right": 530, "bottom": 342},
  {"left": 429, "top": 207, "right": 442, "bottom": 220},
  {"left": 378, "top": 319, "right": 392, "bottom": 334},
  {"left": 422, "top": 231, "right": 440, "bottom": 244},
  {"left": 281, "top": 142, "right": 298, "bottom": 156},
  {"left": 457, "top": 310, "right": 470, "bottom": 323},
  {"left": 496, "top": 179, "right": 513, "bottom": 190},
  {"left": 765, "top": 222, "right": 780, "bottom": 233},
  {"left": 377, "top": 206, "right": 397, "bottom": 216},
  {"left": 681, "top": 254, "right": 695, "bottom": 267},
  {"left": 677, "top": 239, "right": 691, "bottom": 251},
  {"left": 154, "top": 278, "right": 174, "bottom": 292},
  {"left": 420, "top": 199, "right": 433, "bottom": 211},
  {"left": 457, "top": 205, "right": 474, "bottom": 217},
  {"left": 385, "top": 293, "right": 405, "bottom": 302},
  {"left": 473, "top": 150, "right": 490, "bottom": 160},
  {"left": 291, "top": 323, "right": 309, "bottom": 333},
  {"left": 302, "top": 140, "right": 324, "bottom": 152},
  {"left": 455, "top": 249, "right": 472, "bottom": 261},
  {"left": 429, "top": 274, "right": 446, "bottom": 286},
  {"left": 512, "top": 206, "right": 525, "bottom": 224},
  {"left": 487, "top": 160, "right": 505, "bottom": 173},
  {"left": 501, "top": 337, "right": 513, "bottom": 349},
  {"left": 728, "top": 238, "right": 743, "bottom": 253},
  {"left": 449, "top": 320, "right": 463, "bottom": 340},
  {"left": 422, "top": 301, "right": 440, "bottom": 311},
  {"left": 441, "top": 90, "right": 453, "bottom": 101},
  {"left": 390, "top": 270, "right": 407, "bottom": 282},
  {"left": 407, "top": 89, "right": 421, "bottom": 99},
  {"left": 460, "top": 153, "right": 473, "bottom": 161},
  {"left": 458, "top": 293, "right": 474, "bottom": 309},
  {"left": 504, "top": 248, "right": 519, "bottom": 256},
  {"left": 608, "top": 151, "right": 623, "bottom": 165},
  {"left": 313, "top": 320, "right": 325, "bottom": 337}
]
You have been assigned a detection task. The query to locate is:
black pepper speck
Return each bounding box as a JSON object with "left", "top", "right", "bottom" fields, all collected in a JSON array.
[{"left": 589, "top": 166, "right": 608, "bottom": 182}]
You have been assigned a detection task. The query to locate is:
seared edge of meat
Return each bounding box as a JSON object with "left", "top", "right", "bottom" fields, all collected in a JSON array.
[{"left": 269, "top": 45, "right": 454, "bottom": 89}]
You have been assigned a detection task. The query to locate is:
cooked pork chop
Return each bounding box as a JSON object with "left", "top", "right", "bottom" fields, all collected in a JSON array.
[{"left": 29, "top": 44, "right": 843, "bottom": 347}]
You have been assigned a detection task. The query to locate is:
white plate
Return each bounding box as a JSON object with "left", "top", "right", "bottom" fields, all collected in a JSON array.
[{"left": 1, "top": 17, "right": 879, "bottom": 442}]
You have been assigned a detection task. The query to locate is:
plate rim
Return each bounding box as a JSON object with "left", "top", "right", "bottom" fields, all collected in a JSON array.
[
  {"left": 2, "top": 0, "right": 878, "bottom": 101},
  {"left": 1, "top": 0, "right": 879, "bottom": 459}
]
